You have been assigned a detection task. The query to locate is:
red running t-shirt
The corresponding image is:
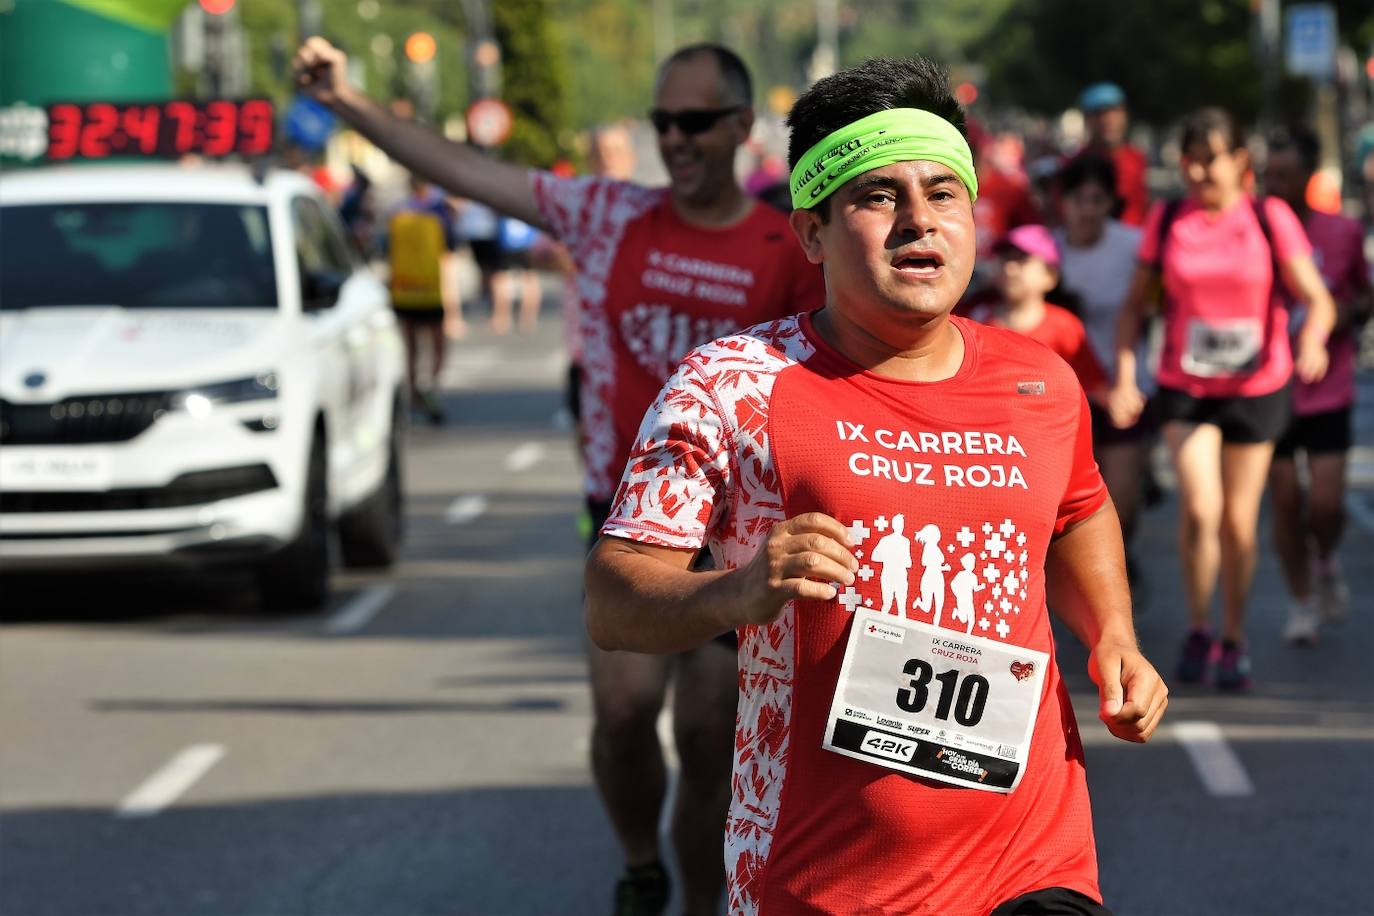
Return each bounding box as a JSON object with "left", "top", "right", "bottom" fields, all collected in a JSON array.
[
  {"left": 604, "top": 313, "right": 1107, "bottom": 916},
  {"left": 530, "top": 173, "right": 825, "bottom": 501},
  {"left": 966, "top": 301, "right": 1109, "bottom": 395}
]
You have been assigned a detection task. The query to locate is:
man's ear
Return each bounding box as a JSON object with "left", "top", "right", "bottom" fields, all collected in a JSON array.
[
  {"left": 789, "top": 207, "right": 825, "bottom": 265},
  {"left": 734, "top": 106, "right": 756, "bottom": 142}
]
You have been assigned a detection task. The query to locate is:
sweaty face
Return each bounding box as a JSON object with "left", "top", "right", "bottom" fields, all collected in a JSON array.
[
  {"left": 652, "top": 55, "right": 751, "bottom": 205},
  {"left": 1263, "top": 148, "right": 1308, "bottom": 211},
  {"left": 796, "top": 160, "right": 977, "bottom": 330},
  {"left": 1182, "top": 131, "right": 1249, "bottom": 206},
  {"left": 1060, "top": 180, "right": 1113, "bottom": 244}
]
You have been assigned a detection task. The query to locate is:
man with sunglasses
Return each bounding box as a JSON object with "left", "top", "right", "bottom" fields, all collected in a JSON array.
[{"left": 294, "top": 38, "right": 823, "bottom": 916}]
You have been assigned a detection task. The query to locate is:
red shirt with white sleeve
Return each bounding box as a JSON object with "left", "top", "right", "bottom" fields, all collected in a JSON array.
[
  {"left": 530, "top": 173, "right": 825, "bottom": 502},
  {"left": 1138, "top": 196, "right": 1311, "bottom": 399},
  {"left": 604, "top": 313, "right": 1108, "bottom": 915}
]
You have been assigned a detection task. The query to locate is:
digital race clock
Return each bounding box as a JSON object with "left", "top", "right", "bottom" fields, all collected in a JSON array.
[{"left": 45, "top": 99, "right": 275, "bottom": 161}]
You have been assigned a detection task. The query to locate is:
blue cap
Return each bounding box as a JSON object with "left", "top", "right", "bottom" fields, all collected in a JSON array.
[{"left": 1078, "top": 82, "right": 1126, "bottom": 113}]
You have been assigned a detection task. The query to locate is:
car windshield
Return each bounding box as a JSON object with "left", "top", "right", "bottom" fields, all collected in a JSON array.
[{"left": 0, "top": 201, "right": 277, "bottom": 309}]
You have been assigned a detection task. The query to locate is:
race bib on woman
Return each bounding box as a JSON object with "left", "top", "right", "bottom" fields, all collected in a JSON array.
[{"left": 1181, "top": 317, "right": 1263, "bottom": 377}]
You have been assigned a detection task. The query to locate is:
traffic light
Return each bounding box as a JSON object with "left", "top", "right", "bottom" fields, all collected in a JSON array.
[
  {"left": 198, "top": 0, "right": 235, "bottom": 14},
  {"left": 405, "top": 32, "right": 437, "bottom": 64}
]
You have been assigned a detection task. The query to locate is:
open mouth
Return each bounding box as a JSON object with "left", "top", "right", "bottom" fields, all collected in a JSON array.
[{"left": 892, "top": 250, "right": 945, "bottom": 276}]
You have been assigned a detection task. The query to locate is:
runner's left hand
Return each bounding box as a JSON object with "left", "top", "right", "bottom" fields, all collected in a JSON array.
[
  {"left": 1088, "top": 641, "right": 1168, "bottom": 743},
  {"left": 1294, "top": 329, "right": 1330, "bottom": 385}
]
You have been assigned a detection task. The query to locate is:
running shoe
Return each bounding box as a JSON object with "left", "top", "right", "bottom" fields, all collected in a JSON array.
[
  {"left": 1214, "top": 640, "right": 1252, "bottom": 691},
  {"left": 419, "top": 390, "right": 446, "bottom": 425},
  {"left": 1282, "top": 599, "right": 1320, "bottom": 647},
  {"left": 613, "top": 861, "right": 670, "bottom": 916},
  {"left": 1175, "top": 628, "right": 1214, "bottom": 684},
  {"left": 1316, "top": 558, "right": 1350, "bottom": 625}
]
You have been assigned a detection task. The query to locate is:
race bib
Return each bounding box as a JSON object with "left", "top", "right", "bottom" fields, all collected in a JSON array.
[
  {"left": 1181, "top": 317, "right": 1263, "bottom": 377},
  {"left": 824, "top": 608, "right": 1048, "bottom": 793}
]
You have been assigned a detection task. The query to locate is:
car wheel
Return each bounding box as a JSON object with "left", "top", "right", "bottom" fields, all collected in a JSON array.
[
  {"left": 339, "top": 400, "right": 404, "bottom": 569},
  {"left": 256, "top": 430, "right": 330, "bottom": 610}
]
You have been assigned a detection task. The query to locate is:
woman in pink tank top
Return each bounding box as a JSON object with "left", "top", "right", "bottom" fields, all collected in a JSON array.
[{"left": 1105, "top": 108, "right": 1336, "bottom": 690}]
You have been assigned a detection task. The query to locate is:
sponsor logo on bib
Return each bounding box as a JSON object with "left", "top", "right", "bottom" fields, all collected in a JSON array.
[{"left": 1010, "top": 660, "right": 1036, "bottom": 682}]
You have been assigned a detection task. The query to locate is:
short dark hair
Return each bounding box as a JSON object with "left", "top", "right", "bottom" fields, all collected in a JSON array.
[
  {"left": 786, "top": 57, "right": 967, "bottom": 173},
  {"left": 1058, "top": 153, "right": 1118, "bottom": 198},
  {"left": 1181, "top": 106, "right": 1245, "bottom": 153},
  {"left": 659, "top": 43, "right": 753, "bottom": 106},
  {"left": 1269, "top": 126, "right": 1321, "bottom": 176}
]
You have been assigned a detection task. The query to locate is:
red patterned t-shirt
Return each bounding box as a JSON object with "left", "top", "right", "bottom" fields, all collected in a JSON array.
[
  {"left": 603, "top": 312, "right": 1108, "bottom": 916},
  {"left": 530, "top": 173, "right": 825, "bottom": 501}
]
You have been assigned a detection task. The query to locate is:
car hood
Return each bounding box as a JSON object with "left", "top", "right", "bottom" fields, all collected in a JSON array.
[{"left": 0, "top": 307, "right": 296, "bottom": 400}]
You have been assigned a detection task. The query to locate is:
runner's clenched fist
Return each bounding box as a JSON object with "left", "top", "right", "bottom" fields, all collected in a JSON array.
[
  {"left": 292, "top": 37, "right": 353, "bottom": 108},
  {"left": 727, "top": 512, "right": 857, "bottom": 626}
]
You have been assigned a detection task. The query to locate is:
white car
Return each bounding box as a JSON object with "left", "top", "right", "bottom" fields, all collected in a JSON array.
[{"left": 0, "top": 163, "right": 406, "bottom": 609}]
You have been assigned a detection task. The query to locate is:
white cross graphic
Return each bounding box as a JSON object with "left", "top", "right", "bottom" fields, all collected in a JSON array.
[
  {"left": 992, "top": 585, "right": 1003, "bottom": 598},
  {"left": 857, "top": 565, "right": 875, "bottom": 583},
  {"left": 864, "top": 597, "right": 874, "bottom": 607},
  {"left": 1019, "top": 550, "right": 1028, "bottom": 566},
  {"left": 856, "top": 549, "right": 864, "bottom": 559},
  {"left": 1003, "top": 571, "right": 1020, "bottom": 592},
  {"left": 996, "top": 618, "right": 1011, "bottom": 639},
  {"left": 846, "top": 520, "right": 870, "bottom": 544},
  {"left": 874, "top": 515, "right": 889, "bottom": 532},
  {"left": 837, "top": 587, "right": 862, "bottom": 613},
  {"left": 956, "top": 526, "right": 975, "bottom": 548},
  {"left": 1017, "top": 532, "right": 1026, "bottom": 547},
  {"left": 984, "top": 600, "right": 994, "bottom": 612},
  {"left": 1019, "top": 589, "right": 1027, "bottom": 600},
  {"left": 999, "top": 518, "right": 1015, "bottom": 538},
  {"left": 979, "top": 617, "right": 991, "bottom": 632},
  {"left": 982, "top": 522, "right": 993, "bottom": 534},
  {"left": 947, "top": 544, "right": 955, "bottom": 553},
  {"left": 1000, "top": 598, "right": 1012, "bottom": 613},
  {"left": 982, "top": 563, "right": 999, "bottom": 582},
  {"left": 985, "top": 533, "right": 1006, "bottom": 559}
]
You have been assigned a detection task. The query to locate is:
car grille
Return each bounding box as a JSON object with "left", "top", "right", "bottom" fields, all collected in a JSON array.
[
  {"left": 0, "top": 393, "right": 172, "bottom": 445},
  {"left": 0, "top": 464, "right": 278, "bottom": 513}
]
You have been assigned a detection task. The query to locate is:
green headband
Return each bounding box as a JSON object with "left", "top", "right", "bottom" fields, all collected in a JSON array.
[{"left": 790, "top": 107, "right": 978, "bottom": 210}]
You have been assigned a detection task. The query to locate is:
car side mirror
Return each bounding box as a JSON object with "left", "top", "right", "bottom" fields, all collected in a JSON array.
[{"left": 302, "top": 268, "right": 347, "bottom": 311}]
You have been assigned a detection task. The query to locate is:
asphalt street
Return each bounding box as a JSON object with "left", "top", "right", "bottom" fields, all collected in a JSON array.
[{"left": 2, "top": 312, "right": 1371, "bottom": 916}]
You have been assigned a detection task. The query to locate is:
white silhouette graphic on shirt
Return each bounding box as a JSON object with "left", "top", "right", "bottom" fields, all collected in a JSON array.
[
  {"left": 949, "top": 553, "right": 986, "bottom": 635},
  {"left": 869, "top": 513, "right": 913, "bottom": 615},
  {"left": 912, "top": 524, "right": 950, "bottom": 626}
]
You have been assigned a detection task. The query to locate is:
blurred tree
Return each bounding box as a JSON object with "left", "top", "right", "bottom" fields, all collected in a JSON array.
[
  {"left": 492, "top": 0, "right": 572, "bottom": 167},
  {"left": 972, "top": 0, "right": 1321, "bottom": 127}
]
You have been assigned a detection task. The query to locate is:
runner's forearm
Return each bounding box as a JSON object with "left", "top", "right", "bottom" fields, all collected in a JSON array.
[
  {"left": 1045, "top": 504, "right": 1137, "bottom": 652},
  {"left": 585, "top": 538, "right": 740, "bottom": 653},
  {"left": 329, "top": 86, "right": 546, "bottom": 230}
]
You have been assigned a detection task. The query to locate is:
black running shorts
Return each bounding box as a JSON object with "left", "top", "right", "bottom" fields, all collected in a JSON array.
[
  {"left": 991, "top": 886, "right": 1113, "bottom": 915},
  {"left": 1274, "top": 406, "right": 1352, "bottom": 457},
  {"left": 1155, "top": 384, "right": 1291, "bottom": 444}
]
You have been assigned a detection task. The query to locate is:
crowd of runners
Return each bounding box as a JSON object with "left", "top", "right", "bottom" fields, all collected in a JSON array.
[{"left": 295, "top": 34, "right": 1368, "bottom": 916}]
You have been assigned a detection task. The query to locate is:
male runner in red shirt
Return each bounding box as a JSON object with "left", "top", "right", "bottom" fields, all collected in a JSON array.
[
  {"left": 587, "top": 57, "right": 1167, "bottom": 915},
  {"left": 294, "top": 38, "right": 824, "bottom": 916},
  {"left": 1069, "top": 83, "right": 1149, "bottom": 227}
]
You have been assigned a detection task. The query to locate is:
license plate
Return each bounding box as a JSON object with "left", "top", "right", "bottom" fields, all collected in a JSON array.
[{"left": 0, "top": 448, "right": 113, "bottom": 492}]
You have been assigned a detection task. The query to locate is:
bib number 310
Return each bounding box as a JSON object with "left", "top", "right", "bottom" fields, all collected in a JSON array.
[{"left": 896, "top": 659, "right": 989, "bottom": 727}]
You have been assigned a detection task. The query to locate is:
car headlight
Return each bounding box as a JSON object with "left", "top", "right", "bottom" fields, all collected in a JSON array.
[{"left": 172, "top": 373, "right": 279, "bottom": 417}]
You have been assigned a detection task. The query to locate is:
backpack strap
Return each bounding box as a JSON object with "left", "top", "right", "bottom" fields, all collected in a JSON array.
[
  {"left": 1251, "top": 195, "right": 1283, "bottom": 286},
  {"left": 1149, "top": 197, "right": 1183, "bottom": 273}
]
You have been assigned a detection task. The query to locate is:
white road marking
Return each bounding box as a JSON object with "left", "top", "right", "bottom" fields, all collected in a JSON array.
[
  {"left": 1344, "top": 490, "right": 1374, "bottom": 536},
  {"left": 323, "top": 584, "right": 396, "bottom": 635},
  {"left": 445, "top": 494, "right": 489, "bottom": 526},
  {"left": 505, "top": 442, "right": 545, "bottom": 472},
  {"left": 117, "top": 744, "right": 225, "bottom": 817},
  {"left": 1173, "top": 720, "right": 1254, "bottom": 797}
]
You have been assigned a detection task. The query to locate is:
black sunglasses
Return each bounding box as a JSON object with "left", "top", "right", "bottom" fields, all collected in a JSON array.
[{"left": 648, "top": 107, "right": 742, "bottom": 136}]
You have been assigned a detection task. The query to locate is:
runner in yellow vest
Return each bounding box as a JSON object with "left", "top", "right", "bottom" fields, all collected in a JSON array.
[{"left": 388, "top": 175, "right": 457, "bottom": 423}]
